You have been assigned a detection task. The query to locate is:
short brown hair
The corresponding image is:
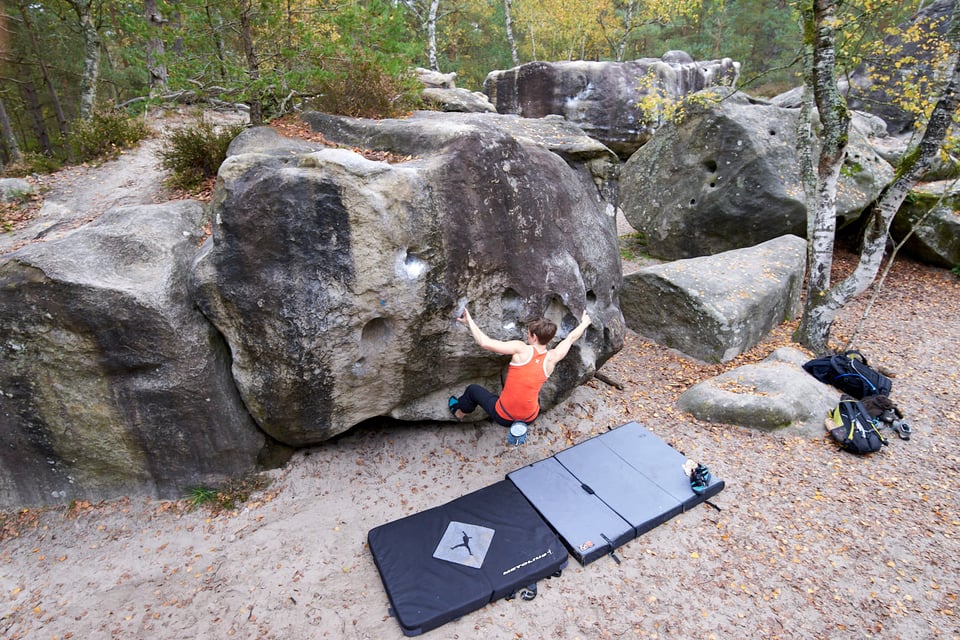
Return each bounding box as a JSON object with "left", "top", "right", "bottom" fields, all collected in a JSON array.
[{"left": 527, "top": 318, "right": 557, "bottom": 344}]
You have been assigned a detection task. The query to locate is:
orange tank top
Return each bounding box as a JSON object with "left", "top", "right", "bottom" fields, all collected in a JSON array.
[{"left": 496, "top": 347, "right": 549, "bottom": 423}]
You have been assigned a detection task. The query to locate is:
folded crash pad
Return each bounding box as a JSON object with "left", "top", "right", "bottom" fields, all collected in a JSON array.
[
  {"left": 508, "top": 421, "right": 724, "bottom": 564},
  {"left": 367, "top": 479, "right": 568, "bottom": 636}
]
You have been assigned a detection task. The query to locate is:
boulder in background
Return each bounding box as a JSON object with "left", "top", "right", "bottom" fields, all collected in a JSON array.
[
  {"left": 0, "top": 201, "right": 277, "bottom": 507},
  {"left": 620, "top": 235, "right": 806, "bottom": 363}
]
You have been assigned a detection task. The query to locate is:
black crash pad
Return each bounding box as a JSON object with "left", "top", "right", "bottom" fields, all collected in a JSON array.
[{"left": 367, "top": 480, "right": 568, "bottom": 636}]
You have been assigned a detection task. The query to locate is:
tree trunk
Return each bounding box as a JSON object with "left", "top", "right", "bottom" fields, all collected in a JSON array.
[
  {"left": 145, "top": 0, "right": 168, "bottom": 94},
  {"left": 616, "top": 0, "right": 637, "bottom": 62},
  {"left": 834, "top": 4, "right": 960, "bottom": 327},
  {"left": 205, "top": 5, "right": 229, "bottom": 81},
  {"left": 21, "top": 80, "right": 52, "bottom": 155},
  {"left": 796, "top": 0, "right": 960, "bottom": 354},
  {"left": 427, "top": 0, "right": 440, "bottom": 71},
  {"left": 0, "top": 98, "right": 23, "bottom": 165},
  {"left": 504, "top": 0, "right": 519, "bottom": 66},
  {"left": 795, "top": 0, "right": 851, "bottom": 354},
  {"left": 239, "top": 2, "right": 263, "bottom": 126},
  {"left": 64, "top": 0, "right": 102, "bottom": 120},
  {"left": 17, "top": 1, "right": 69, "bottom": 138}
]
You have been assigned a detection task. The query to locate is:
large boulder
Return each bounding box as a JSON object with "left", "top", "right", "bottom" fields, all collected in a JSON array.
[
  {"left": 0, "top": 201, "right": 275, "bottom": 507},
  {"left": 421, "top": 87, "right": 497, "bottom": 113},
  {"left": 678, "top": 347, "right": 840, "bottom": 436},
  {"left": 891, "top": 180, "right": 960, "bottom": 268},
  {"left": 620, "top": 90, "right": 894, "bottom": 260},
  {"left": 414, "top": 67, "right": 458, "bottom": 89},
  {"left": 304, "top": 110, "right": 622, "bottom": 219},
  {"left": 620, "top": 235, "right": 806, "bottom": 363},
  {"left": 483, "top": 53, "right": 740, "bottom": 158},
  {"left": 0, "top": 178, "right": 34, "bottom": 202},
  {"left": 192, "top": 113, "right": 626, "bottom": 446}
]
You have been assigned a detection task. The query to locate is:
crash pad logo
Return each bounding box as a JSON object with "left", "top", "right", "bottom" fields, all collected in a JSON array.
[{"left": 433, "top": 521, "right": 494, "bottom": 569}]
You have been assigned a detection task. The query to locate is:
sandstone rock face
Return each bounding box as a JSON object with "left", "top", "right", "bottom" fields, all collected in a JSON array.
[
  {"left": 620, "top": 235, "right": 806, "bottom": 363},
  {"left": 415, "top": 67, "right": 458, "bottom": 89},
  {"left": 0, "top": 178, "right": 34, "bottom": 202},
  {"left": 192, "top": 115, "right": 626, "bottom": 446},
  {"left": 679, "top": 347, "right": 840, "bottom": 436},
  {"left": 483, "top": 54, "right": 740, "bottom": 158},
  {"left": 421, "top": 87, "right": 497, "bottom": 113},
  {"left": 0, "top": 201, "right": 272, "bottom": 507},
  {"left": 620, "top": 90, "right": 894, "bottom": 260},
  {"left": 892, "top": 180, "right": 960, "bottom": 268},
  {"left": 303, "top": 111, "right": 622, "bottom": 209}
]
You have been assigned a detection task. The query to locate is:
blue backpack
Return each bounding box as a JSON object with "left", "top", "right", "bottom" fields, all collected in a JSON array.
[{"left": 803, "top": 350, "right": 893, "bottom": 399}]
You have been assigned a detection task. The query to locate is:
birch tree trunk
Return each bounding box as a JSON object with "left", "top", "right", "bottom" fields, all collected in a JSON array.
[
  {"left": 65, "top": 0, "right": 102, "bottom": 121},
  {"left": 796, "top": 8, "right": 817, "bottom": 243},
  {"left": 427, "top": 0, "right": 440, "bottom": 71},
  {"left": 796, "top": 0, "right": 960, "bottom": 353},
  {"left": 795, "top": 0, "right": 850, "bottom": 354},
  {"left": 504, "top": 0, "right": 520, "bottom": 66},
  {"left": 615, "top": 0, "right": 637, "bottom": 62}
]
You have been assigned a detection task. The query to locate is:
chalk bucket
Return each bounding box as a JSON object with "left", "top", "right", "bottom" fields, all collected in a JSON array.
[{"left": 507, "top": 422, "right": 528, "bottom": 446}]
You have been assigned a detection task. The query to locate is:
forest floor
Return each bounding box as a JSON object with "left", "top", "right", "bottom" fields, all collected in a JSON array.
[{"left": 1, "top": 110, "right": 958, "bottom": 640}]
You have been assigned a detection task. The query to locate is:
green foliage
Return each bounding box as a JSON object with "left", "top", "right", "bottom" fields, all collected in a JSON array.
[
  {"left": 629, "top": 0, "right": 803, "bottom": 92},
  {"left": 309, "top": 0, "right": 422, "bottom": 118},
  {"left": 840, "top": 161, "right": 864, "bottom": 177},
  {"left": 310, "top": 55, "right": 422, "bottom": 118},
  {"left": 436, "top": 0, "right": 510, "bottom": 90},
  {"left": 2, "top": 152, "right": 63, "bottom": 177},
  {"left": 157, "top": 119, "right": 247, "bottom": 191},
  {"left": 68, "top": 111, "right": 151, "bottom": 164},
  {"left": 635, "top": 72, "right": 727, "bottom": 129},
  {"left": 619, "top": 232, "right": 649, "bottom": 261},
  {"left": 0, "top": 0, "right": 942, "bottom": 162},
  {"left": 186, "top": 474, "right": 272, "bottom": 513},
  {"left": 187, "top": 486, "right": 219, "bottom": 509}
]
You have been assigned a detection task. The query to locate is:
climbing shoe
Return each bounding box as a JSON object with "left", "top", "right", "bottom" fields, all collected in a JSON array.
[
  {"left": 893, "top": 419, "right": 912, "bottom": 441},
  {"left": 690, "top": 463, "right": 711, "bottom": 495}
]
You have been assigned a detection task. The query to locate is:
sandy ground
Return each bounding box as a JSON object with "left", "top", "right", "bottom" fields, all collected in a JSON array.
[{"left": 2, "top": 113, "right": 959, "bottom": 640}]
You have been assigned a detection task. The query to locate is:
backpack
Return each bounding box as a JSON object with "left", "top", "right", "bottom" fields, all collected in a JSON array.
[
  {"left": 803, "top": 350, "right": 893, "bottom": 399},
  {"left": 826, "top": 394, "right": 889, "bottom": 454}
]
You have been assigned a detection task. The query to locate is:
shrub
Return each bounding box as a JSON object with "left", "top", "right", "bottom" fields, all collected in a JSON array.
[
  {"left": 68, "top": 110, "right": 150, "bottom": 164},
  {"left": 186, "top": 474, "right": 271, "bottom": 513},
  {"left": 2, "top": 152, "right": 63, "bottom": 177},
  {"left": 309, "top": 53, "right": 421, "bottom": 119},
  {"left": 157, "top": 120, "right": 247, "bottom": 191}
]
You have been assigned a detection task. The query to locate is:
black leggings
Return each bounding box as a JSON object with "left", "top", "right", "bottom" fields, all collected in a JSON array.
[{"left": 455, "top": 384, "right": 514, "bottom": 428}]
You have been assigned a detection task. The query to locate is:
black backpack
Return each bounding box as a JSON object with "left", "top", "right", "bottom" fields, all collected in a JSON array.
[
  {"left": 826, "top": 394, "right": 888, "bottom": 454},
  {"left": 803, "top": 350, "right": 893, "bottom": 399}
]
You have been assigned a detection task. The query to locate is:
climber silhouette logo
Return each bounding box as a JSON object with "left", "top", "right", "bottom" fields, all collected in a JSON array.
[
  {"left": 450, "top": 530, "right": 474, "bottom": 555},
  {"left": 433, "top": 521, "right": 495, "bottom": 568}
]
